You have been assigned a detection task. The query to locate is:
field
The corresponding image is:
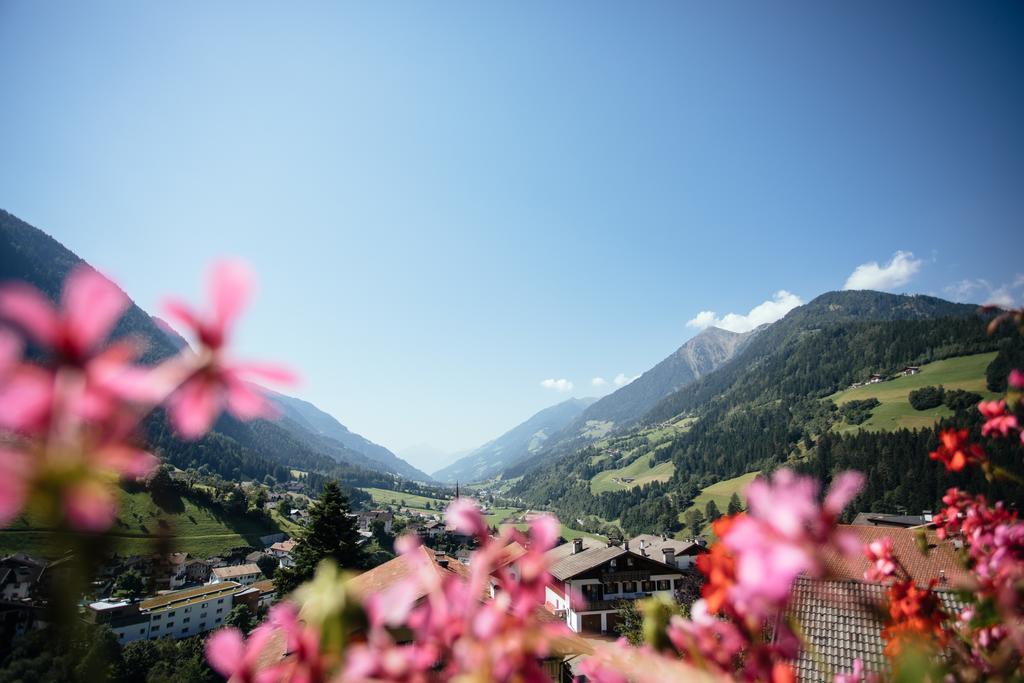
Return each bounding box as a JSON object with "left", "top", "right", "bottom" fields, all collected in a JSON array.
[
  {"left": 676, "top": 471, "right": 760, "bottom": 538},
  {"left": 590, "top": 455, "right": 676, "bottom": 494},
  {"left": 829, "top": 352, "right": 998, "bottom": 432},
  {"left": 361, "top": 486, "right": 602, "bottom": 541},
  {"left": 359, "top": 487, "right": 451, "bottom": 515},
  {"left": 587, "top": 416, "right": 693, "bottom": 494},
  {"left": 0, "top": 489, "right": 284, "bottom": 558}
]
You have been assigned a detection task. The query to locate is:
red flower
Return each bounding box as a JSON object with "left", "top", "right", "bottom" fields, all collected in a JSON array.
[
  {"left": 881, "top": 579, "right": 947, "bottom": 658},
  {"left": 930, "top": 429, "right": 985, "bottom": 472}
]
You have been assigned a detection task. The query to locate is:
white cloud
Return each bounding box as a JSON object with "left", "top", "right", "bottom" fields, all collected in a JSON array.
[
  {"left": 613, "top": 373, "right": 639, "bottom": 387},
  {"left": 686, "top": 290, "right": 803, "bottom": 333},
  {"left": 944, "top": 275, "right": 1024, "bottom": 308},
  {"left": 540, "top": 378, "right": 573, "bottom": 392},
  {"left": 843, "top": 251, "right": 923, "bottom": 291},
  {"left": 591, "top": 377, "right": 608, "bottom": 387}
]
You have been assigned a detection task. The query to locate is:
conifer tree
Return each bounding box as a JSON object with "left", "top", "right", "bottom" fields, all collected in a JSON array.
[
  {"left": 727, "top": 492, "right": 743, "bottom": 516},
  {"left": 275, "top": 481, "right": 364, "bottom": 595}
]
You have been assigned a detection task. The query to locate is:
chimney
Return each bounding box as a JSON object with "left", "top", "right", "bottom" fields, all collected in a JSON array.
[
  {"left": 624, "top": 540, "right": 630, "bottom": 552},
  {"left": 436, "top": 555, "right": 449, "bottom": 569},
  {"left": 662, "top": 548, "right": 675, "bottom": 567},
  {"left": 639, "top": 539, "right": 647, "bottom": 557},
  {"left": 939, "top": 569, "right": 946, "bottom": 584},
  {"left": 923, "top": 510, "right": 933, "bottom": 523},
  {"left": 572, "top": 538, "right": 583, "bottom": 555}
]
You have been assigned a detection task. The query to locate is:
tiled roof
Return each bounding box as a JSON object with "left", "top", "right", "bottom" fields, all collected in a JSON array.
[
  {"left": 785, "top": 576, "right": 965, "bottom": 682},
  {"left": 212, "top": 563, "right": 262, "bottom": 579},
  {"left": 347, "top": 547, "right": 470, "bottom": 602},
  {"left": 270, "top": 540, "right": 297, "bottom": 553},
  {"left": 821, "top": 525, "right": 968, "bottom": 586}
]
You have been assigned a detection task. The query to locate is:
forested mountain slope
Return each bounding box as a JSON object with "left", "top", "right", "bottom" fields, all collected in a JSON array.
[
  {"left": 433, "top": 397, "right": 596, "bottom": 483},
  {"left": 0, "top": 209, "right": 421, "bottom": 489},
  {"left": 510, "top": 291, "right": 1018, "bottom": 536},
  {"left": 504, "top": 325, "right": 758, "bottom": 477}
]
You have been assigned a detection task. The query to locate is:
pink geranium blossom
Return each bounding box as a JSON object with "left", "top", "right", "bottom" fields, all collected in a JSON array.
[
  {"left": 0, "top": 266, "right": 129, "bottom": 364},
  {"left": 863, "top": 537, "right": 897, "bottom": 582},
  {"left": 978, "top": 400, "right": 1019, "bottom": 438},
  {"left": 163, "top": 260, "right": 295, "bottom": 438}
]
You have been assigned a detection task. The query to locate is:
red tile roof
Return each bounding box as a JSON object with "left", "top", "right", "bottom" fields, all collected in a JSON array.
[
  {"left": 347, "top": 547, "right": 470, "bottom": 602},
  {"left": 822, "top": 525, "right": 968, "bottom": 587}
]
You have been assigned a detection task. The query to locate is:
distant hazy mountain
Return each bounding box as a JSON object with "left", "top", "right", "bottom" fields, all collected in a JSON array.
[
  {"left": 266, "top": 392, "right": 433, "bottom": 482},
  {"left": 398, "top": 443, "right": 470, "bottom": 474},
  {"left": 433, "top": 397, "right": 597, "bottom": 483},
  {"left": 0, "top": 208, "right": 428, "bottom": 484},
  {"left": 504, "top": 326, "right": 758, "bottom": 475}
]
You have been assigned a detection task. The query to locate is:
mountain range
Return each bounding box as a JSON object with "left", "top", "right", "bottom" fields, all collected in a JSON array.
[
  {"left": 0, "top": 209, "right": 432, "bottom": 484},
  {"left": 508, "top": 288, "right": 1013, "bottom": 535},
  {"left": 433, "top": 396, "right": 597, "bottom": 483}
]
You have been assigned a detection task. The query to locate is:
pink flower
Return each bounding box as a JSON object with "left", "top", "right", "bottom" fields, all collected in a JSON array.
[
  {"left": 0, "top": 265, "right": 128, "bottom": 365},
  {"left": 163, "top": 260, "right": 295, "bottom": 438},
  {"left": 978, "top": 400, "right": 1019, "bottom": 439},
  {"left": 63, "top": 480, "right": 118, "bottom": 532},
  {"left": 1009, "top": 369, "right": 1024, "bottom": 390},
  {"left": 0, "top": 449, "right": 30, "bottom": 527},
  {"left": 863, "top": 537, "right": 898, "bottom": 582},
  {"left": 445, "top": 497, "right": 488, "bottom": 539},
  {"left": 834, "top": 658, "right": 865, "bottom": 683}
]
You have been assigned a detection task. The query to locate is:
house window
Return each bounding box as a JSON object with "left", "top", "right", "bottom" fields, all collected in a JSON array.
[
  {"left": 152, "top": 614, "right": 161, "bottom": 620},
  {"left": 218, "top": 598, "right": 225, "bottom": 603},
  {"left": 641, "top": 581, "right": 655, "bottom": 592},
  {"left": 657, "top": 580, "right": 671, "bottom": 591},
  {"left": 216, "top": 608, "right": 223, "bottom": 614},
  {"left": 621, "top": 581, "right": 637, "bottom": 594},
  {"left": 602, "top": 582, "right": 618, "bottom": 595},
  {"left": 167, "top": 621, "right": 174, "bottom": 628},
  {"left": 183, "top": 617, "right": 190, "bottom": 623}
]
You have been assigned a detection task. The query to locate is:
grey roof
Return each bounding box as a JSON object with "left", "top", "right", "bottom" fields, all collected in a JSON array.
[
  {"left": 546, "top": 544, "right": 626, "bottom": 581},
  {"left": 784, "top": 576, "right": 966, "bottom": 682},
  {"left": 630, "top": 534, "right": 704, "bottom": 556},
  {"left": 850, "top": 512, "right": 928, "bottom": 528}
]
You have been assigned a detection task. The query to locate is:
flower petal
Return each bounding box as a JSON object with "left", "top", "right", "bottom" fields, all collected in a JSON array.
[
  {"left": 0, "top": 282, "right": 59, "bottom": 346},
  {"left": 205, "top": 628, "right": 246, "bottom": 677},
  {"left": 210, "top": 260, "right": 253, "bottom": 339},
  {"left": 64, "top": 480, "right": 117, "bottom": 531},
  {"left": 169, "top": 375, "right": 223, "bottom": 439},
  {"left": 62, "top": 266, "right": 129, "bottom": 356},
  {"left": 225, "top": 376, "right": 276, "bottom": 421},
  {"left": 0, "top": 449, "right": 30, "bottom": 526}
]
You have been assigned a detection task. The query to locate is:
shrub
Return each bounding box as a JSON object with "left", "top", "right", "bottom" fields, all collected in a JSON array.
[{"left": 908, "top": 385, "right": 945, "bottom": 410}]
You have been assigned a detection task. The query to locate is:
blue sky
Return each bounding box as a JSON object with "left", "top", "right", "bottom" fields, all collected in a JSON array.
[{"left": 1, "top": 2, "right": 1022, "bottom": 470}]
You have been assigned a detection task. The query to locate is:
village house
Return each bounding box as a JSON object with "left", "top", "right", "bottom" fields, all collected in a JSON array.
[
  {"left": 0, "top": 554, "right": 44, "bottom": 601},
  {"left": 268, "top": 539, "right": 297, "bottom": 568},
  {"left": 901, "top": 365, "right": 921, "bottom": 376},
  {"left": 348, "top": 545, "right": 584, "bottom": 681},
  {"left": 544, "top": 537, "right": 703, "bottom": 634},
  {"left": 85, "top": 581, "right": 253, "bottom": 644},
  {"left": 208, "top": 562, "right": 262, "bottom": 586},
  {"left": 851, "top": 511, "right": 932, "bottom": 528},
  {"left": 252, "top": 578, "right": 277, "bottom": 609},
  {"left": 357, "top": 510, "right": 394, "bottom": 534},
  {"left": 780, "top": 525, "right": 968, "bottom": 680}
]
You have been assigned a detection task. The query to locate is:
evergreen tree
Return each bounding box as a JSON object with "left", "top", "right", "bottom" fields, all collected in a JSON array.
[
  {"left": 224, "top": 604, "right": 256, "bottom": 632},
  {"left": 727, "top": 492, "right": 743, "bottom": 515},
  {"left": 275, "top": 481, "right": 364, "bottom": 595},
  {"left": 683, "top": 508, "right": 705, "bottom": 535},
  {"left": 114, "top": 569, "right": 146, "bottom": 599},
  {"left": 704, "top": 499, "right": 722, "bottom": 523}
]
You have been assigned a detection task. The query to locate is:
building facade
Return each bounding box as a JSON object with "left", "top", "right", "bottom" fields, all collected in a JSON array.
[
  {"left": 544, "top": 538, "right": 702, "bottom": 634},
  {"left": 85, "top": 581, "right": 247, "bottom": 644}
]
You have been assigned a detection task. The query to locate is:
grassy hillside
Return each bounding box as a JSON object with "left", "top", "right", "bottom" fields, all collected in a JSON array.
[
  {"left": 359, "top": 487, "right": 451, "bottom": 515},
  {"left": 676, "top": 471, "right": 760, "bottom": 538},
  {"left": 590, "top": 456, "right": 675, "bottom": 494},
  {"left": 830, "top": 352, "right": 998, "bottom": 432},
  {"left": 0, "top": 489, "right": 283, "bottom": 558},
  {"left": 587, "top": 416, "right": 694, "bottom": 494}
]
